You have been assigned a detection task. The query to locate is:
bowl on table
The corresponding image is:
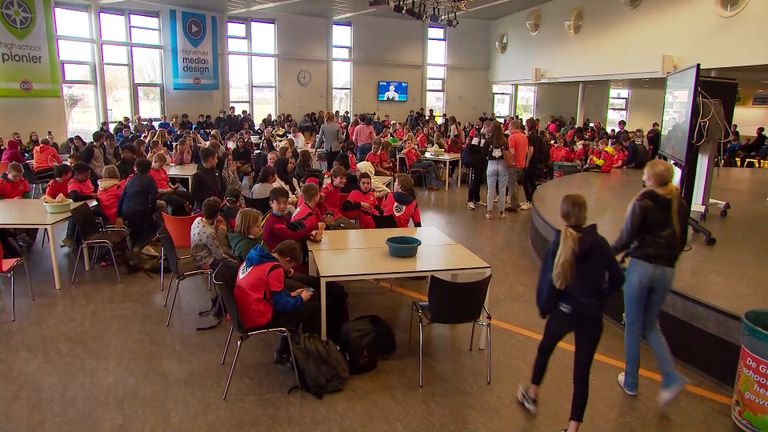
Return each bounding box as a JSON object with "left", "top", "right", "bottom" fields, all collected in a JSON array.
[
  {"left": 385, "top": 236, "right": 422, "bottom": 258},
  {"left": 428, "top": 149, "right": 445, "bottom": 156},
  {"left": 43, "top": 199, "right": 73, "bottom": 214}
]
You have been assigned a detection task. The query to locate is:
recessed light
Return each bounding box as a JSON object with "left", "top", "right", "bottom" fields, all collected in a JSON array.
[{"left": 758, "top": 89, "right": 766, "bottom": 92}]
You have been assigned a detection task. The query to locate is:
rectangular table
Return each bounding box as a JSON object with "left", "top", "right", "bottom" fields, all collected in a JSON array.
[
  {"left": 166, "top": 164, "right": 197, "bottom": 194},
  {"left": 309, "top": 233, "right": 491, "bottom": 346},
  {"left": 0, "top": 199, "right": 90, "bottom": 290},
  {"left": 422, "top": 152, "right": 462, "bottom": 191},
  {"left": 375, "top": 175, "right": 393, "bottom": 188}
]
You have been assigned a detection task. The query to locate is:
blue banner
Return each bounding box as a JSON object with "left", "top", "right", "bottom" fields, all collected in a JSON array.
[{"left": 169, "top": 9, "right": 218, "bottom": 90}]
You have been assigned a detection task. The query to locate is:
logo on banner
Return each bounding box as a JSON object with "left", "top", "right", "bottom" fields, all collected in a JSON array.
[
  {"left": 182, "top": 11, "right": 205, "bottom": 48},
  {"left": 1, "top": 0, "right": 36, "bottom": 40}
]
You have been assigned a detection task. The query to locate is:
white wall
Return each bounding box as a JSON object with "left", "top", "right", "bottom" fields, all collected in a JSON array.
[
  {"left": 626, "top": 85, "right": 664, "bottom": 131},
  {"left": 0, "top": 98, "right": 67, "bottom": 143},
  {"left": 446, "top": 19, "right": 491, "bottom": 122},
  {"left": 535, "top": 82, "right": 579, "bottom": 120},
  {"left": 733, "top": 106, "right": 768, "bottom": 139},
  {"left": 583, "top": 82, "right": 609, "bottom": 125},
  {"left": 489, "top": 0, "right": 768, "bottom": 83}
]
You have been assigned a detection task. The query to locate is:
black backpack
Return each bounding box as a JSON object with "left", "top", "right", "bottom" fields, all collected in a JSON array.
[
  {"left": 290, "top": 333, "right": 349, "bottom": 399},
  {"left": 358, "top": 314, "right": 396, "bottom": 358},
  {"left": 339, "top": 315, "right": 396, "bottom": 374}
]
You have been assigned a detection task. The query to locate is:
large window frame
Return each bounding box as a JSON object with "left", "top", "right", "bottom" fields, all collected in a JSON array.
[
  {"left": 332, "top": 22, "right": 352, "bottom": 115},
  {"left": 226, "top": 19, "right": 277, "bottom": 122},
  {"left": 607, "top": 88, "right": 630, "bottom": 129},
  {"left": 516, "top": 85, "right": 537, "bottom": 120},
  {"left": 492, "top": 84, "right": 514, "bottom": 121},
  {"left": 425, "top": 26, "right": 446, "bottom": 123}
]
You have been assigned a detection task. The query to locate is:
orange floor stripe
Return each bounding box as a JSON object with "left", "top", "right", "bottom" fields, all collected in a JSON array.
[{"left": 379, "top": 282, "right": 731, "bottom": 406}]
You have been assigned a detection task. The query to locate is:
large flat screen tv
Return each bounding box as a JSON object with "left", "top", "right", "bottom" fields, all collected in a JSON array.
[
  {"left": 660, "top": 64, "right": 700, "bottom": 164},
  {"left": 377, "top": 81, "right": 408, "bottom": 102}
]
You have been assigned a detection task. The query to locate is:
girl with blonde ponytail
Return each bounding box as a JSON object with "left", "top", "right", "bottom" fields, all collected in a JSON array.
[
  {"left": 518, "top": 194, "right": 624, "bottom": 432},
  {"left": 612, "top": 159, "right": 689, "bottom": 407}
]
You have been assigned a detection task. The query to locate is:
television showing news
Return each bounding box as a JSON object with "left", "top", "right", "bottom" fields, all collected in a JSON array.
[
  {"left": 660, "top": 64, "right": 700, "bottom": 164},
  {"left": 377, "top": 81, "right": 408, "bottom": 102}
]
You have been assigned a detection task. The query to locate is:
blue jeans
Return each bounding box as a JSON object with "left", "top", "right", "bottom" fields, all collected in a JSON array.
[
  {"left": 357, "top": 143, "right": 373, "bottom": 162},
  {"left": 622, "top": 258, "right": 683, "bottom": 392},
  {"left": 486, "top": 159, "right": 508, "bottom": 212}
]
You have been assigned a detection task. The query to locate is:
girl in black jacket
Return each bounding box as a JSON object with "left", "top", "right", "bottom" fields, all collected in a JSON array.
[{"left": 517, "top": 194, "right": 624, "bottom": 432}]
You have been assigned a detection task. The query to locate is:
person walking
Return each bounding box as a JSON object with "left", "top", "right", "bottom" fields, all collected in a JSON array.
[
  {"left": 482, "top": 121, "right": 509, "bottom": 219},
  {"left": 517, "top": 194, "right": 624, "bottom": 432},
  {"left": 465, "top": 119, "right": 488, "bottom": 210},
  {"left": 520, "top": 117, "right": 543, "bottom": 210},
  {"left": 316, "top": 111, "right": 343, "bottom": 169},
  {"left": 613, "top": 159, "right": 689, "bottom": 406}
]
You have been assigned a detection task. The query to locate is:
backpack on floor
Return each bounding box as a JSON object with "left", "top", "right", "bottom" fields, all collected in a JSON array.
[
  {"left": 290, "top": 333, "right": 349, "bottom": 399},
  {"left": 357, "top": 314, "right": 397, "bottom": 358},
  {"left": 339, "top": 315, "right": 397, "bottom": 374}
]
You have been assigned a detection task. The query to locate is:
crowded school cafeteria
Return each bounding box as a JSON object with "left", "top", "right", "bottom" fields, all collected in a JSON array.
[{"left": 1, "top": 0, "right": 767, "bottom": 431}]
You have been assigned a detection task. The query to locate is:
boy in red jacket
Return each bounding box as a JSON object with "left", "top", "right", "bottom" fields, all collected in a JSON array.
[
  {"left": 45, "top": 164, "right": 72, "bottom": 199},
  {"left": 261, "top": 187, "right": 314, "bottom": 251},
  {"left": 291, "top": 183, "right": 325, "bottom": 239},
  {"left": 320, "top": 166, "right": 347, "bottom": 220},
  {"left": 342, "top": 172, "right": 381, "bottom": 229},
  {"left": 0, "top": 163, "right": 30, "bottom": 199},
  {"left": 583, "top": 139, "right": 615, "bottom": 173},
  {"left": 67, "top": 162, "right": 97, "bottom": 202},
  {"left": 382, "top": 174, "right": 421, "bottom": 228},
  {"left": 97, "top": 165, "right": 122, "bottom": 225}
]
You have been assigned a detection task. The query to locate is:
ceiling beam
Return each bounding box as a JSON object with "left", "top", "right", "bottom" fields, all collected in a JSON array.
[{"left": 228, "top": 0, "right": 304, "bottom": 16}]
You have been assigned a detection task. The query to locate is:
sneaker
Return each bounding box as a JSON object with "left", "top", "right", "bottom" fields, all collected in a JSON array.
[
  {"left": 657, "top": 378, "right": 687, "bottom": 408},
  {"left": 519, "top": 201, "right": 532, "bottom": 211},
  {"left": 467, "top": 202, "right": 476, "bottom": 210},
  {"left": 485, "top": 212, "right": 494, "bottom": 220},
  {"left": 617, "top": 372, "right": 638, "bottom": 396},
  {"left": 499, "top": 212, "right": 507, "bottom": 219},
  {"left": 516, "top": 385, "right": 537, "bottom": 415},
  {"left": 141, "top": 245, "right": 160, "bottom": 257}
]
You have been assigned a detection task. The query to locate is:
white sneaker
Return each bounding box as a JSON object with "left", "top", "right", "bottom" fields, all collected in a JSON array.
[
  {"left": 467, "top": 202, "right": 476, "bottom": 210},
  {"left": 617, "top": 372, "right": 637, "bottom": 396},
  {"left": 657, "top": 379, "right": 687, "bottom": 408},
  {"left": 519, "top": 202, "right": 532, "bottom": 211}
]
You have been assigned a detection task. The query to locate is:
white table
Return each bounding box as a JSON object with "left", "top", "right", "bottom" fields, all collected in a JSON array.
[
  {"left": 375, "top": 175, "right": 393, "bottom": 188},
  {"left": 308, "top": 228, "right": 491, "bottom": 346},
  {"left": 422, "top": 152, "right": 462, "bottom": 191},
  {"left": 166, "top": 164, "right": 197, "bottom": 193},
  {"left": 0, "top": 199, "right": 90, "bottom": 290}
]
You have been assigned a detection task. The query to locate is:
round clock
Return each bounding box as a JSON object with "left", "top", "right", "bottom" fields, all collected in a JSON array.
[{"left": 297, "top": 69, "right": 312, "bottom": 87}]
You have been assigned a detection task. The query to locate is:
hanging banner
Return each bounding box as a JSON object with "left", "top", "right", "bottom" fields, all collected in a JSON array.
[
  {"left": 169, "top": 9, "right": 218, "bottom": 90},
  {"left": 0, "top": 0, "right": 61, "bottom": 97}
]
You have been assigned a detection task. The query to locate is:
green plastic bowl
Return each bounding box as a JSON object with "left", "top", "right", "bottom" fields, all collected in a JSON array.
[{"left": 385, "top": 236, "right": 422, "bottom": 258}]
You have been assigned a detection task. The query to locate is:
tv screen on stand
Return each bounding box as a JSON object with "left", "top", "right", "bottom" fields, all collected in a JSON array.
[
  {"left": 660, "top": 64, "right": 700, "bottom": 165},
  {"left": 378, "top": 81, "right": 408, "bottom": 102}
]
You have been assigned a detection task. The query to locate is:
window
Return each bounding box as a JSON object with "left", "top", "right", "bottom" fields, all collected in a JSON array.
[
  {"left": 98, "top": 10, "right": 163, "bottom": 128},
  {"left": 426, "top": 26, "right": 446, "bottom": 123},
  {"left": 492, "top": 84, "right": 513, "bottom": 120},
  {"left": 332, "top": 23, "right": 352, "bottom": 114},
  {"left": 55, "top": 6, "right": 98, "bottom": 138},
  {"left": 516, "top": 85, "right": 537, "bottom": 120},
  {"left": 607, "top": 88, "right": 630, "bottom": 129},
  {"left": 227, "top": 20, "right": 276, "bottom": 122}
]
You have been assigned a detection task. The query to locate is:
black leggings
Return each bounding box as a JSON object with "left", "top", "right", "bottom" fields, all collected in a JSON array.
[
  {"left": 158, "top": 191, "right": 192, "bottom": 216},
  {"left": 531, "top": 306, "right": 603, "bottom": 423},
  {"left": 326, "top": 150, "right": 340, "bottom": 170},
  {"left": 467, "top": 160, "right": 487, "bottom": 203},
  {"left": 522, "top": 165, "right": 538, "bottom": 202}
]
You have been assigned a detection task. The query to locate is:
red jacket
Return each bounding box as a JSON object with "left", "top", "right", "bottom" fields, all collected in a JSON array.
[
  {"left": 345, "top": 189, "right": 378, "bottom": 229},
  {"left": 234, "top": 262, "right": 284, "bottom": 329},
  {"left": 97, "top": 182, "right": 122, "bottom": 224},
  {"left": 0, "top": 175, "right": 29, "bottom": 199},
  {"left": 383, "top": 192, "right": 421, "bottom": 228},
  {"left": 291, "top": 203, "right": 320, "bottom": 233},
  {"left": 33, "top": 144, "right": 61, "bottom": 172},
  {"left": 321, "top": 183, "right": 344, "bottom": 219},
  {"left": 149, "top": 168, "right": 170, "bottom": 190},
  {"left": 261, "top": 212, "right": 312, "bottom": 251},
  {"left": 68, "top": 178, "right": 95, "bottom": 197},
  {"left": 45, "top": 179, "right": 69, "bottom": 199}
]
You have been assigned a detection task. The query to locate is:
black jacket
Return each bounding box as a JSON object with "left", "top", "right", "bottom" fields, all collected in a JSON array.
[
  {"left": 612, "top": 189, "right": 689, "bottom": 267},
  {"left": 118, "top": 173, "right": 157, "bottom": 216},
  {"left": 537, "top": 225, "right": 624, "bottom": 318},
  {"left": 80, "top": 143, "right": 106, "bottom": 168},
  {"left": 191, "top": 166, "right": 225, "bottom": 210}
]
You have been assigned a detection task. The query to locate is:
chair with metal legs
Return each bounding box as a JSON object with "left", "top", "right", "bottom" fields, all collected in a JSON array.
[
  {"left": 158, "top": 227, "right": 213, "bottom": 327},
  {"left": 0, "top": 243, "right": 33, "bottom": 322},
  {"left": 213, "top": 263, "right": 301, "bottom": 400},
  {"left": 69, "top": 203, "right": 124, "bottom": 285},
  {"left": 409, "top": 274, "right": 493, "bottom": 387},
  {"left": 159, "top": 213, "right": 198, "bottom": 293}
]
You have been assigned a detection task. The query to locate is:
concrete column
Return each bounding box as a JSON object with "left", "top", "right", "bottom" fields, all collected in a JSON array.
[{"left": 576, "top": 82, "right": 586, "bottom": 126}]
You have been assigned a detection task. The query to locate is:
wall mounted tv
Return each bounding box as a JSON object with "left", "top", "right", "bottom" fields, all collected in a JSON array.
[{"left": 377, "top": 81, "right": 408, "bottom": 102}]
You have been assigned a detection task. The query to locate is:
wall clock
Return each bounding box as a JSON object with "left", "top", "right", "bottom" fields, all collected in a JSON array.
[{"left": 297, "top": 69, "right": 312, "bottom": 87}]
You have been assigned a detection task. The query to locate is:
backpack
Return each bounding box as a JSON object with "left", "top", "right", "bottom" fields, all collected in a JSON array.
[
  {"left": 290, "top": 333, "right": 349, "bottom": 398},
  {"left": 339, "top": 315, "right": 396, "bottom": 374},
  {"left": 356, "top": 314, "right": 396, "bottom": 358}
]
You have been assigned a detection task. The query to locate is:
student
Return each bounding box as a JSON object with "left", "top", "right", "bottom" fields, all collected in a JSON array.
[
  {"left": 221, "top": 186, "right": 244, "bottom": 231},
  {"left": 80, "top": 131, "right": 107, "bottom": 178},
  {"left": 97, "top": 165, "right": 123, "bottom": 225},
  {"left": 272, "top": 157, "right": 300, "bottom": 208},
  {"left": 320, "top": 166, "right": 347, "bottom": 221},
  {"left": 356, "top": 161, "right": 390, "bottom": 198},
  {"left": 267, "top": 150, "right": 279, "bottom": 167},
  {"left": 227, "top": 208, "right": 263, "bottom": 261},
  {"left": 365, "top": 139, "right": 393, "bottom": 176},
  {"left": 292, "top": 183, "right": 325, "bottom": 240},
  {"left": 401, "top": 133, "right": 442, "bottom": 190},
  {"left": 483, "top": 121, "right": 510, "bottom": 219},
  {"left": 68, "top": 162, "right": 97, "bottom": 202},
  {"left": 1, "top": 134, "right": 25, "bottom": 165},
  {"left": 172, "top": 137, "right": 193, "bottom": 165},
  {"left": 117, "top": 158, "right": 158, "bottom": 248},
  {"left": 623, "top": 132, "right": 649, "bottom": 169},
  {"left": 116, "top": 144, "right": 138, "bottom": 180},
  {"left": 343, "top": 172, "right": 381, "bottom": 229},
  {"left": 231, "top": 137, "right": 252, "bottom": 176},
  {"left": 45, "top": 164, "right": 72, "bottom": 199},
  {"left": 222, "top": 154, "right": 240, "bottom": 190},
  {"left": 612, "top": 160, "right": 689, "bottom": 406},
  {"left": 251, "top": 166, "right": 277, "bottom": 200},
  {"left": 381, "top": 174, "right": 421, "bottom": 228},
  {"left": 191, "top": 197, "right": 237, "bottom": 270},
  {"left": 234, "top": 240, "right": 318, "bottom": 362},
  {"left": 191, "top": 147, "right": 226, "bottom": 211},
  {"left": 0, "top": 163, "right": 30, "bottom": 199},
  {"left": 261, "top": 187, "right": 314, "bottom": 251},
  {"left": 583, "top": 139, "right": 616, "bottom": 173},
  {"left": 517, "top": 194, "right": 624, "bottom": 432},
  {"left": 151, "top": 153, "right": 191, "bottom": 216},
  {"left": 295, "top": 149, "right": 315, "bottom": 182},
  {"left": 32, "top": 137, "right": 61, "bottom": 177}
]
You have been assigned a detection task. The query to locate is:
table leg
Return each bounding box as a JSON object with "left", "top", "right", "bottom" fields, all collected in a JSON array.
[
  {"left": 479, "top": 269, "right": 491, "bottom": 350},
  {"left": 47, "top": 226, "right": 62, "bottom": 290},
  {"left": 445, "top": 160, "right": 449, "bottom": 191},
  {"left": 187, "top": 175, "right": 193, "bottom": 195},
  {"left": 309, "top": 252, "right": 317, "bottom": 277},
  {"left": 83, "top": 245, "right": 91, "bottom": 271},
  {"left": 320, "top": 278, "right": 327, "bottom": 341},
  {"left": 458, "top": 159, "right": 462, "bottom": 188}
]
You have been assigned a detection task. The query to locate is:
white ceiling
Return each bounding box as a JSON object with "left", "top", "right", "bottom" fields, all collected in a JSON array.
[{"left": 95, "top": 0, "right": 552, "bottom": 20}]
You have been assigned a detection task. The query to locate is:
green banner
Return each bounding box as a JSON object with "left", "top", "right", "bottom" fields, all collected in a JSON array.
[{"left": 0, "top": 0, "right": 60, "bottom": 97}]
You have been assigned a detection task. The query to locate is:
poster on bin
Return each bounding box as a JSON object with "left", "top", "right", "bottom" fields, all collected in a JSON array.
[
  {"left": 169, "top": 9, "right": 218, "bottom": 90},
  {"left": 732, "top": 346, "right": 768, "bottom": 432},
  {"left": 0, "top": 0, "right": 61, "bottom": 97}
]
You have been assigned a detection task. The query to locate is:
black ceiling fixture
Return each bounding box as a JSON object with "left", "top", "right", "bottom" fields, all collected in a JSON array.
[{"left": 386, "top": 0, "right": 470, "bottom": 27}]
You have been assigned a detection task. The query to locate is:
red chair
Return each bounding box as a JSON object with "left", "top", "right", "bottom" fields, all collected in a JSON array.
[
  {"left": 0, "top": 243, "right": 32, "bottom": 322},
  {"left": 159, "top": 213, "right": 198, "bottom": 292},
  {"left": 0, "top": 162, "right": 9, "bottom": 173}
]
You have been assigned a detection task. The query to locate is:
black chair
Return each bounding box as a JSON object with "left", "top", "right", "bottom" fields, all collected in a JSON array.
[
  {"left": 397, "top": 155, "right": 427, "bottom": 190},
  {"left": 70, "top": 203, "right": 124, "bottom": 285},
  {"left": 301, "top": 169, "right": 324, "bottom": 185},
  {"left": 158, "top": 227, "right": 213, "bottom": 327},
  {"left": 215, "top": 264, "right": 301, "bottom": 400},
  {"left": 243, "top": 196, "right": 271, "bottom": 215},
  {"left": 409, "top": 274, "right": 493, "bottom": 387}
]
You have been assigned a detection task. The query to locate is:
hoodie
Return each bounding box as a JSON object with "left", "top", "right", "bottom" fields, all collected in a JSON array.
[
  {"left": 97, "top": 178, "right": 122, "bottom": 224},
  {"left": 357, "top": 161, "right": 391, "bottom": 195},
  {"left": 382, "top": 191, "right": 421, "bottom": 228},
  {"left": 1, "top": 140, "right": 25, "bottom": 164},
  {"left": 536, "top": 225, "right": 624, "bottom": 318},
  {"left": 234, "top": 245, "right": 303, "bottom": 329}
]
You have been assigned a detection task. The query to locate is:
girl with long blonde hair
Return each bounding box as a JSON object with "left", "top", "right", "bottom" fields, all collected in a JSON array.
[
  {"left": 613, "top": 159, "right": 689, "bottom": 406},
  {"left": 518, "top": 194, "right": 624, "bottom": 432}
]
